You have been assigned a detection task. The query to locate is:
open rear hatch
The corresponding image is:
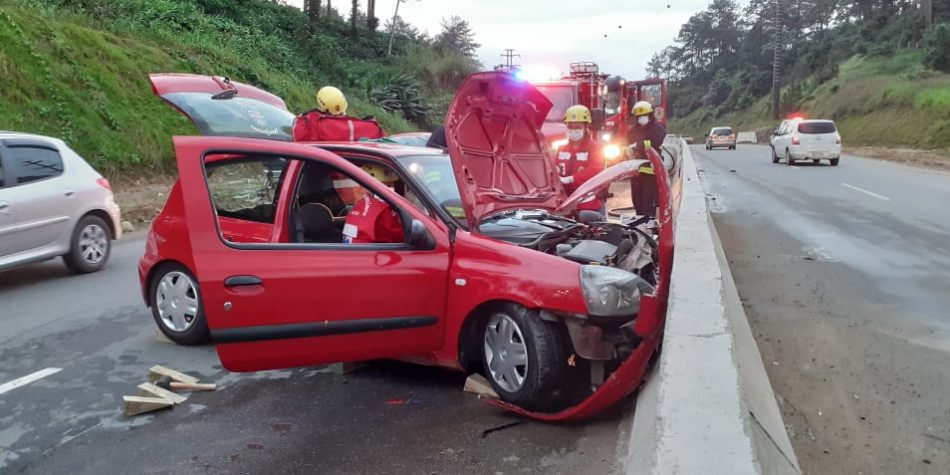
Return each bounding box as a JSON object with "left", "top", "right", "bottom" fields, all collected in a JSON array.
[{"left": 149, "top": 73, "right": 295, "bottom": 140}]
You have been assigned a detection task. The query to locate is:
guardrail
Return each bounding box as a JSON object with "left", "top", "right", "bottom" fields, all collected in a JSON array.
[{"left": 623, "top": 139, "right": 800, "bottom": 474}]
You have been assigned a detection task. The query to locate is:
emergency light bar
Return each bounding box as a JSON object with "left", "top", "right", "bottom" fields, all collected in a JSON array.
[{"left": 569, "top": 62, "right": 600, "bottom": 77}]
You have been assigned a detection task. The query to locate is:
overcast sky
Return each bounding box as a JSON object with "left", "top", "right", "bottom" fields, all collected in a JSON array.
[{"left": 286, "top": 0, "right": 715, "bottom": 79}]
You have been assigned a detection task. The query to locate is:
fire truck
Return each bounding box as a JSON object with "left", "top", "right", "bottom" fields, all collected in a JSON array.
[
  {"left": 529, "top": 62, "right": 667, "bottom": 165},
  {"left": 530, "top": 62, "right": 610, "bottom": 152}
]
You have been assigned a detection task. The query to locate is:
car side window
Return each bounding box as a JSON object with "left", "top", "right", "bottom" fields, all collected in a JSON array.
[
  {"left": 206, "top": 156, "right": 288, "bottom": 225},
  {"left": 5, "top": 146, "right": 64, "bottom": 185}
]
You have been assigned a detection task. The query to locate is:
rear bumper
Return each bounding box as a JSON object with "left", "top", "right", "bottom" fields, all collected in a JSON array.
[
  {"left": 107, "top": 201, "right": 123, "bottom": 240},
  {"left": 706, "top": 141, "right": 736, "bottom": 148}
]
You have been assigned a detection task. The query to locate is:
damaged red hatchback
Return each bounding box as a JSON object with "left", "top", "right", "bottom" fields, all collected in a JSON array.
[{"left": 138, "top": 72, "right": 674, "bottom": 420}]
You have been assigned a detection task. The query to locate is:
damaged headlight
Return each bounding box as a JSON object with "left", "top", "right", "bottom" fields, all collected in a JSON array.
[{"left": 579, "top": 265, "right": 655, "bottom": 317}]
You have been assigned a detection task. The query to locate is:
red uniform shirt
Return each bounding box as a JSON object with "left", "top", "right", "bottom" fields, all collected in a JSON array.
[
  {"left": 554, "top": 137, "right": 605, "bottom": 211},
  {"left": 343, "top": 196, "right": 405, "bottom": 244}
]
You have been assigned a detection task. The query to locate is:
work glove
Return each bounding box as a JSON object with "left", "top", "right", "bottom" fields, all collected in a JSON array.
[{"left": 560, "top": 176, "right": 574, "bottom": 185}]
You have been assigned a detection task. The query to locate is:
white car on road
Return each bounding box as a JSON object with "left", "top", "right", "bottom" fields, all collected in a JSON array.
[
  {"left": 0, "top": 132, "right": 122, "bottom": 274},
  {"left": 770, "top": 119, "right": 841, "bottom": 166}
]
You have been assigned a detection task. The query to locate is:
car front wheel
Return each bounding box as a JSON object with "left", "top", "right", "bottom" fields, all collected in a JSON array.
[
  {"left": 482, "top": 304, "right": 569, "bottom": 411},
  {"left": 771, "top": 147, "right": 779, "bottom": 163},
  {"left": 63, "top": 215, "right": 111, "bottom": 274},
  {"left": 151, "top": 264, "right": 210, "bottom": 345},
  {"left": 831, "top": 158, "right": 839, "bottom": 166}
]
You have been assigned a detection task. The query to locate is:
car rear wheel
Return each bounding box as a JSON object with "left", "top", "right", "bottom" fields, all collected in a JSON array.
[
  {"left": 151, "top": 264, "right": 210, "bottom": 345},
  {"left": 63, "top": 215, "right": 111, "bottom": 274},
  {"left": 482, "top": 303, "right": 569, "bottom": 411},
  {"left": 812, "top": 159, "right": 820, "bottom": 164},
  {"left": 771, "top": 147, "right": 779, "bottom": 163},
  {"left": 785, "top": 149, "right": 794, "bottom": 166},
  {"left": 831, "top": 158, "right": 839, "bottom": 166}
]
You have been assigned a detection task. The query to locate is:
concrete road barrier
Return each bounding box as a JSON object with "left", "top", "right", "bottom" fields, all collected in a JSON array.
[{"left": 623, "top": 140, "right": 800, "bottom": 474}]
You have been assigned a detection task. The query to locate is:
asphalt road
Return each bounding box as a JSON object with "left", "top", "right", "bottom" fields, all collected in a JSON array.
[
  {"left": 693, "top": 145, "right": 950, "bottom": 474},
  {"left": 0, "top": 233, "right": 632, "bottom": 474}
]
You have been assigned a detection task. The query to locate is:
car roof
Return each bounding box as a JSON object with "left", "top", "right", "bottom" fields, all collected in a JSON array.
[
  {"left": 797, "top": 119, "right": 835, "bottom": 123},
  {"left": 711, "top": 126, "right": 733, "bottom": 129},
  {"left": 0, "top": 131, "right": 66, "bottom": 147}
]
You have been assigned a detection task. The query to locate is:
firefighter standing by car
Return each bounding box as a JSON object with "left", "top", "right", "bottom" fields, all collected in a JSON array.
[
  {"left": 553, "top": 105, "right": 606, "bottom": 214},
  {"left": 625, "top": 101, "right": 667, "bottom": 217},
  {"left": 342, "top": 164, "right": 405, "bottom": 244}
]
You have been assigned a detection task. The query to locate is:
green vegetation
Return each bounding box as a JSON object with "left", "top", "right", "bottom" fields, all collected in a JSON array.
[
  {"left": 0, "top": 0, "right": 479, "bottom": 175},
  {"left": 652, "top": 0, "right": 950, "bottom": 150}
]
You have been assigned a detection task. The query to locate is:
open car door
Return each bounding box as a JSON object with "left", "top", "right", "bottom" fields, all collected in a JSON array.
[{"left": 172, "top": 135, "right": 449, "bottom": 371}]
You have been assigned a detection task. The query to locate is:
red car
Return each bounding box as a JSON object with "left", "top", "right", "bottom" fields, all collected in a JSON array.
[{"left": 138, "top": 72, "right": 674, "bottom": 420}]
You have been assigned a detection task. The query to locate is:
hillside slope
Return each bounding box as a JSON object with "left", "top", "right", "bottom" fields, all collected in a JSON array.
[
  {"left": 670, "top": 52, "right": 950, "bottom": 151},
  {"left": 0, "top": 1, "right": 417, "bottom": 175}
]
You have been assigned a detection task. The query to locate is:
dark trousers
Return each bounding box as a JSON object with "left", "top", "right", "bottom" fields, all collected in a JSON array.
[{"left": 630, "top": 174, "right": 658, "bottom": 217}]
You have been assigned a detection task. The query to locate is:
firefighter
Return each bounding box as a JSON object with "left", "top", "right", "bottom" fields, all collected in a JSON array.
[
  {"left": 625, "top": 101, "right": 667, "bottom": 217},
  {"left": 342, "top": 164, "right": 405, "bottom": 244},
  {"left": 554, "top": 105, "right": 606, "bottom": 213}
]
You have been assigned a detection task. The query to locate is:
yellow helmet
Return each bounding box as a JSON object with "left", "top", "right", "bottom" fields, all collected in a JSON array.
[
  {"left": 316, "top": 86, "right": 348, "bottom": 115},
  {"left": 361, "top": 163, "right": 397, "bottom": 184},
  {"left": 632, "top": 101, "right": 653, "bottom": 117},
  {"left": 564, "top": 104, "right": 592, "bottom": 124}
]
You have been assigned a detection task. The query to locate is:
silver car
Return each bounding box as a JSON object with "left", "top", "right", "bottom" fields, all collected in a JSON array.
[{"left": 0, "top": 132, "right": 121, "bottom": 274}]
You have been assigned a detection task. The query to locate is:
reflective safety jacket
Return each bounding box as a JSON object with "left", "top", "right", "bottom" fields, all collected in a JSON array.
[
  {"left": 343, "top": 196, "right": 404, "bottom": 244},
  {"left": 554, "top": 137, "right": 605, "bottom": 211}
]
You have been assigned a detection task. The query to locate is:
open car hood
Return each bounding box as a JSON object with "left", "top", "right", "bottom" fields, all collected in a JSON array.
[
  {"left": 149, "top": 73, "right": 295, "bottom": 140},
  {"left": 556, "top": 159, "right": 648, "bottom": 214},
  {"left": 444, "top": 72, "right": 563, "bottom": 227}
]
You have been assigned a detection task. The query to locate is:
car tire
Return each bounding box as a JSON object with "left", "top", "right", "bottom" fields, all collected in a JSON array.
[
  {"left": 831, "top": 158, "right": 839, "bottom": 166},
  {"left": 150, "top": 263, "right": 210, "bottom": 345},
  {"left": 785, "top": 149, "right": 794, "bottom": 166},
  {"left": 812, "top": 159, "right": 820, "bottom": 164},
  {"left": 771, "top": 147, "right": 779, "bottom": 163},
  {"left": 63, "top": 215, "right": 112, "bottom": 274},
  {"left": 482, "top": 303, "right": 569, "bottom": 411}
]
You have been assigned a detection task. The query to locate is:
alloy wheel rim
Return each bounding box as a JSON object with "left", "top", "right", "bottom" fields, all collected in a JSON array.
[{"left": 484, "top": 313, "right": 529, "bottom": 393}]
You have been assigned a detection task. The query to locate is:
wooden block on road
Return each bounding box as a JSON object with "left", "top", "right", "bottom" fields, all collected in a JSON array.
[
  {"left": 123, "top": 395, "right": 173, "bottom": 416},
  {"left": 463, "top": 373, "right": 499, "bottom": 399},
  {"left": 138, "top": 382, "right": 187, "bottom": 404},
  {"left": 331, "top": 361, "right": 369, "bottom": 375},
  {"left": 149, "top": 365, "right": 200, "bottom": 385}
]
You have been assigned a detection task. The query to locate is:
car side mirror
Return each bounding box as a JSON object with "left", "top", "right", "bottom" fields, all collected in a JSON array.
[{"left": 409, "top": 219, "right": 436, "bottom": 250}]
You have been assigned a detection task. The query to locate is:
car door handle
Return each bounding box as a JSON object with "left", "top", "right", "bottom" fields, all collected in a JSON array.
[
  {"left": 0, "top": 202, "right": 9, "bottom": 214},
  {"left": 224, "top": 275, "right": 263, "bottom": 287},
  {"left": 65, "top": 190, "right": 76, "bottom": 197}
]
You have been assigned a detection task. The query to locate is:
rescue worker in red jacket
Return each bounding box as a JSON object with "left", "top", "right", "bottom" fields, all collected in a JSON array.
[
  {"left": 342, "top": 164, "right": 405, "bottom": 244},
  {"left": 553, "top": 105, "right": 606, "bottom": 213},
  {"left": 624, "top": 101, "right": 667, "bottom": 217}
]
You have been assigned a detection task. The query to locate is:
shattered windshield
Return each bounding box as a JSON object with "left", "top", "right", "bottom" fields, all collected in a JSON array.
[{"left": 162, "top": 92, "right": 295, "bottom": 140}]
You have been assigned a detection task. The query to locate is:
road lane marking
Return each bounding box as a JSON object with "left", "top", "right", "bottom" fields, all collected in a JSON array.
[
  {"left": 0, "top": 367, "right": 62, "bottom": 395},
  {"left": 841, "top": 183, "right": 891, "bottom": 201}
]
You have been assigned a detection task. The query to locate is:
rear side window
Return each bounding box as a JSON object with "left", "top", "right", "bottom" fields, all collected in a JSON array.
[
  {"left": 5, "top": 146, "right": 64, "bottom": 185},
  {"left": 206, "top": 157, "right": 288, "bottom": 224},
  {"left": 798, "top": 122, "right": 837, "bottom": 134},
  {"left": 712, "top": 128, "right": 733, "bottom": 136}
]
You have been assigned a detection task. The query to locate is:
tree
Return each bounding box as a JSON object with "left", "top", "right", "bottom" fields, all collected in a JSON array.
[
  {"left": 434, "top": 16, "right": 480, "bottom": 60},
  {"left": 367, "top": 0, "right": 379, "bottom": 31},
  {"left": 350, "top": 0, "right": 358, "bottom": 36}
]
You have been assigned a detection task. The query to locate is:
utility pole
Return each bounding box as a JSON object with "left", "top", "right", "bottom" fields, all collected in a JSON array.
[
  {"left": 921, "top": 0, "right": 933, "bottom": 28},
  {"left": 386, "top": 0, "right": 405, "bottom": 56},
  {"left": 499, "top": 49, "right": 521, "bottom": 71},
  {"left": 771, "top": 0, "right": 783, "bottom": 120}
]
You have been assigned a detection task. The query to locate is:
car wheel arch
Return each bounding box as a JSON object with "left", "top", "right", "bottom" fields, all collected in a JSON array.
[{"left": 79, "top": 209, "right": 117, "bottom": 240}]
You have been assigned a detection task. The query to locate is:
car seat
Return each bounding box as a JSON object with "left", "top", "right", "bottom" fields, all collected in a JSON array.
[{"left": 298, "top": 203, "right": 341, "bottom": 243}]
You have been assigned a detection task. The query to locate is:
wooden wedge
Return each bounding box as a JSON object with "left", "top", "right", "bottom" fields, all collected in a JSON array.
[
  {"left": 463, "top": 373, "right": 499, "bottom": 399},
  {"left": 138, "top": 382, "right": 187, "bottom": 404},
  {"left": 123, "top": 395, "right": 173, "bottom": 416},
  {"left": 148, "top": 365, "right": 200, "bottom": 385}
]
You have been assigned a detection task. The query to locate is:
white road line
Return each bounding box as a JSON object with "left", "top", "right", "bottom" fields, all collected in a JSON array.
[
  {"left": 841, "top": 182, "right": 892, "bottom": 201},
  {"left": 0, "top": 367, "right": 62, "bottom": 396}
]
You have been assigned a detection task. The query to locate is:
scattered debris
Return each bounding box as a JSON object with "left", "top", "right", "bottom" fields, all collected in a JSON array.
[
  {"left": 385, "top": 399, "right": 423, "bottom": 406},
  {"left": 818, "top": 410, "right": 823, "bottom": 417},
  {"left": 149, "top": 365, "right": 200, "bottom": 385},
  {"left": 481, "top": 421, "right": 525, "bottom": 438},
  {"left": 124, "top": 365, "right": 215, "bottom": 417},
  {"left": 464, "top": 374, "right": 499, "bottom": 399},
  {"left": 923, "top": 459, "right": 932, "bottom": 464},
  {"left": 122, "top": 395, "right": 173, "bottom": 416},
  {"left": 852, "top": 393, "right": 860, "bottom": 400},
  {"left": 246, "top": 443, "right": 265, "bottom": 450},
  {"left": 729, "top": 169, "right": 737, "bottom": 173},
  {"left": 154, "top": 376, "right": 216, "bottom": 392},
  {"left": 502, "top": 455, "right": 521, "bottom": 463},
  {"left": 803, "top": 256, "right": 815, "bottom": 261},
  {"left": 331, "top": 361, "right": 369, "bottom": 375}
]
